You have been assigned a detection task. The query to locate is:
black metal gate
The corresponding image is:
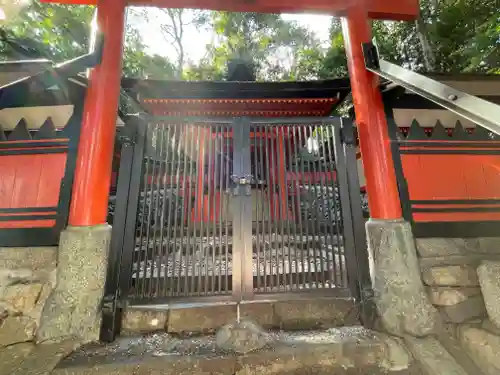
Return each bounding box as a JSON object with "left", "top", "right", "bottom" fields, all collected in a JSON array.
[{"left": 101, "top": 115, "right": 373, "bottom": 341}]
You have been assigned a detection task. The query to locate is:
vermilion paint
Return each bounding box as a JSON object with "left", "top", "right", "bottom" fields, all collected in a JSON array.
[
  {"left": 39, "top": 0, "right": 419, "bottom": 21},
  {"left": 342, "top": 5, "right": 403, "bottom": 219},
  {"left": 68, "top": 0, "right": 126, "bottom": 226}
]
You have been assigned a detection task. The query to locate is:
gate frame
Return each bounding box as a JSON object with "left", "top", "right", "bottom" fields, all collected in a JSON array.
[{"left": 100, "top": 115, "right": 373, "bottom": 341}]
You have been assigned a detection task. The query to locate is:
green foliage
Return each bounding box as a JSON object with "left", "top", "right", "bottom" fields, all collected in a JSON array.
[
  {"left": 0, "top": 2, "right": 93, "bottom": 60},
  {"left": 0, "top": 2, "right": 177, "bottom": 79},
  {"left": 0, "top": 1, "right": 497, "bottom": 81},
  {"left": 203, "top": 12, "right": 320, "bottom": 80}
]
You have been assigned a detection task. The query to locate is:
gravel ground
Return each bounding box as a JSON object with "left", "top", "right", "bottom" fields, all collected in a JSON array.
[{"left": 61, "top": 326, "right": 377, "bottom": 363}]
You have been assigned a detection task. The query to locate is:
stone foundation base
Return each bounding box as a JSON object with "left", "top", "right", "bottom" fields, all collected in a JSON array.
[
  {"left": 36, "top": 225, "right": 111, "bottom": 344},
  {"left": 366, "top": 219, "right": 442, "bottom": 337},
  {"left": 122, "top": 298, "right": 359, "bottom": 335}
]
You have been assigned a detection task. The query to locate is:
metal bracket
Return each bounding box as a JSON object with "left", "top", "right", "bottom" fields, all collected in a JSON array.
[
  {"left": 362, "top": 42, "right": 380, "bottom": 71},
  {"left": 362, "top": 42, "right": 500, "bottom": 136},
  {"left": 231, "top": 174, "right": 252, "bottom": 196}
]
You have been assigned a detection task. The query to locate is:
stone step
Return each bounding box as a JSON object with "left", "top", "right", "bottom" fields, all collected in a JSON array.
[
  {"left": 52, "top": 327, "right": 422, "bottom": 375},
  {"left": 122, "top": 297, "right": 359, "bottom": 335}
]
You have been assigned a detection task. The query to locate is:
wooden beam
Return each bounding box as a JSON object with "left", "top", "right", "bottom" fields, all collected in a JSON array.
[{"left": 40, "top": 0, "right": 419, "bottom": 21}]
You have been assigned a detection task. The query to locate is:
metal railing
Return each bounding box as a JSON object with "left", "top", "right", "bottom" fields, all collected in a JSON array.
[{"left": 363, "top": 42, "right": 500, "bottom": 136}]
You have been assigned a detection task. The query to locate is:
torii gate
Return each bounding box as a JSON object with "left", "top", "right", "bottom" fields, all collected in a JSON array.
[{"left": 40, "top": 0, "right": 418, "bottom": 227}]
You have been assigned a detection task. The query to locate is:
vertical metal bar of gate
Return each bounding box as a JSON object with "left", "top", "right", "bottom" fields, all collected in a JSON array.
[
  {"left": 332, "top": 120, "right": 360, "bottom": 300},
  {"left": 231, "top": 119, "right": 254, "bottom": 301},
  {"left": 340, "top": 118, "right": 376, "bottom": 327},
  {"left": 100, "top": 115, "right": 147, "bottom": 342}
]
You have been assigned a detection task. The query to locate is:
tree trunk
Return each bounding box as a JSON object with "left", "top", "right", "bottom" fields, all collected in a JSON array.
[{"left": 415, "top": 16, "right": 435, "bottom": 71}]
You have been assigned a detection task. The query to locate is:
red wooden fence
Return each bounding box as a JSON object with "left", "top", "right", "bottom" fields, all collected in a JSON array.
[
  {"left": 390, "top": 119, "right": 500, "bottom": 237},
  {"left": 0, "top": 112, "right": 81, "bottom": 246}
]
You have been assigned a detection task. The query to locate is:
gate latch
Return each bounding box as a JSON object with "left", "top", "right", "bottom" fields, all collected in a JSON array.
[{"left": 231, "top": 174, "right": 252, "bottom": 196}]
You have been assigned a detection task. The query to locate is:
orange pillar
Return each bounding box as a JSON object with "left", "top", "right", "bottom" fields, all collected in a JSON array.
[
  {"left": 342, "top": 5, "right": 402, "bottom": 219},
  {"left": 69, "top": 0, "right": 126, "bottom": 226}
]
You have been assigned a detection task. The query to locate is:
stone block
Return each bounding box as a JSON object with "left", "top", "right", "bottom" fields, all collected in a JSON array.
[
  {"left": 37, "top": 225, "right": 111, "bottom": 344},
  {"left": 438, "top": 295, "right": 486, "bottom": 323},
  {"left": 0, "top": 342, "right": 34, "bottom": 375},
  {"left": 10, "top": 339, "right": 81, "bottom": 375},
  {"left": 122, "top": 309, "right": 168, "bottom": 333},
  {"left": 404, "top": 336, "right": 468, "bottom": 375},
  {"left": 239, "top": 303, "right": 275, "bottom": 329},
  {"left": 422, "top": 265, "right": 479, "bottom": 287},
  {"left": 27, "top": 283, "right": 53, "bottom": 323},
  {"left": 0, "top": 247, "right": 57, "bottom": 270},
  {"left": 426, "top": 286, "right": 481, "bottom": 306},
  {"left": 215, "top": 319, "right": 269, "bottom": 354},
  {"left": 0, "top": 316, "right": 37, "bottom": 347},
  {"left": 168, "top": 304, "right": 236, "bottom": 334},
  {"left": 458, "top": 325, "right": 500, "bottom": 375},
  {"left": 273, "top": 298, "right": 357, "bottom": 330},
  {"left": 477, "top": 261, "right": 500, "bottom": 329},
  {"left": 2, "top": 283, "right": 43, "bottom": 313},
  {"left": 366, "top": 219, "right": 441, "bottom": 337},
  {"left": 482, "top": 319, "right": 500, "bottom": 336},
  {"left": 416, "top": 238, "right": 468, "bottom": 258},
  {"left": 379, "top": 336, "right": 412, "bottom": 372},
  {"left": 475, "top": 238, "right": 500, "bottom": 255}
]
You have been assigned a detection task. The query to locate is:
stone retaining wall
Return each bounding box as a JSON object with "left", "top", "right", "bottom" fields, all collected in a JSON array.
[
  {"left": 0, "top": 247, "right": 57, "bottom": 347},
  {"left": 416, "top": 238, "right": 500, "bottom": 324},
  {"left": 416, "top": 238, "right": 500, "bottom": 374}
]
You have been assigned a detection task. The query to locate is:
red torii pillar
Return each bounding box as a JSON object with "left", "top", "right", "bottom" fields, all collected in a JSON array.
[
  {"left": 68, "top": 0, "right": 126, "bottom": 226},
  {"left": 342, "top": 5, "right": 402, "bottom": 219}
]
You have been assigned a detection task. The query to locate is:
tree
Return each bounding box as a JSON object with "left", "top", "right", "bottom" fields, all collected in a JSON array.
[
  {"left": 0, "top": 2, "right": 93, "bottom": 61},
  {"left": 123, "top": 27, "right": 176, "bottom": 79},
  {"left": 196, "top": 11, "right": 321, "bottom": 80},
  {"left": 0, "top": 3, "right": 177, "bottom": 79}
]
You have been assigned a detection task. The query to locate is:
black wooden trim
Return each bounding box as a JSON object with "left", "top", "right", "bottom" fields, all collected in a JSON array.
[
  {"left": 122, "top": 78, "right": 351, "bottom": 101},
  {"left": 396, "top": 141, "right": 500, "bottom": 148},
  {"left": 55, "top": 103, "right": 84, "bottom": 237},
  {"left": 0, "top": 207, "right": 58, "bottom": 213},
  {"left": 413, "top": 221, "right": 500, "bottom": 238},
  {"left": 411, "top": 199, "right": 500, "bottom": 205},
  {"left": 391, "top": 93, "right": 500, "bottom": 109},
  {"left": 0, "top": 214, "right": 57, "bottom": 221},
  {"left": 412, "top": 207, "right": 500, "bottom": 213},
  {"left": 0, "top": 141, "right": 69, "bottom": 149},
  {"left": 0, "top": 228, "right": 59, "bottom": 247},
  {"left": 385, "top": 107, "right": 412, "bottom": 221},
  {"left": 399, "top": 149, "right": 500, "bottom": 155},
  {"left": 0, "top": 148, "right": 68, "bottom": 156}
]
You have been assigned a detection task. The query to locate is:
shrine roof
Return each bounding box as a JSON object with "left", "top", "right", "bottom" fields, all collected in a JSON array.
[{"left": 121, "top": 78, "right": 351, "bottom": 117}]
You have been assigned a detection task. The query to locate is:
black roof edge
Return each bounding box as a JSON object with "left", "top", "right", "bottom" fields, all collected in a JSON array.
[{"left": 0, "top": 59, "right": 53, "bottom": 73}]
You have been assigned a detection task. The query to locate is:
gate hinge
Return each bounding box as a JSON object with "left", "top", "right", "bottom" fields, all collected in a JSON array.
[
  {"left": 340, "top": 125, "right": 356, "bottom": 146},
  {"left": 360, "top": 287, "right": 375, "bottom": 301},
  {"left": 117, "top": 126, "right": 137, "bottom": 146},
  {"left": 102, "top": 294, "right": 122, "bottom": 314}
]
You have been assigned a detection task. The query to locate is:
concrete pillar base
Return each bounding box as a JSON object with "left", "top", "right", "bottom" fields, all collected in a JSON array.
[
  {"left": 366, "top": 219, "right": 442, "bottom": 337},
  {"left": 36, "top": 225, "right": 111, "bottom": 344}
]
